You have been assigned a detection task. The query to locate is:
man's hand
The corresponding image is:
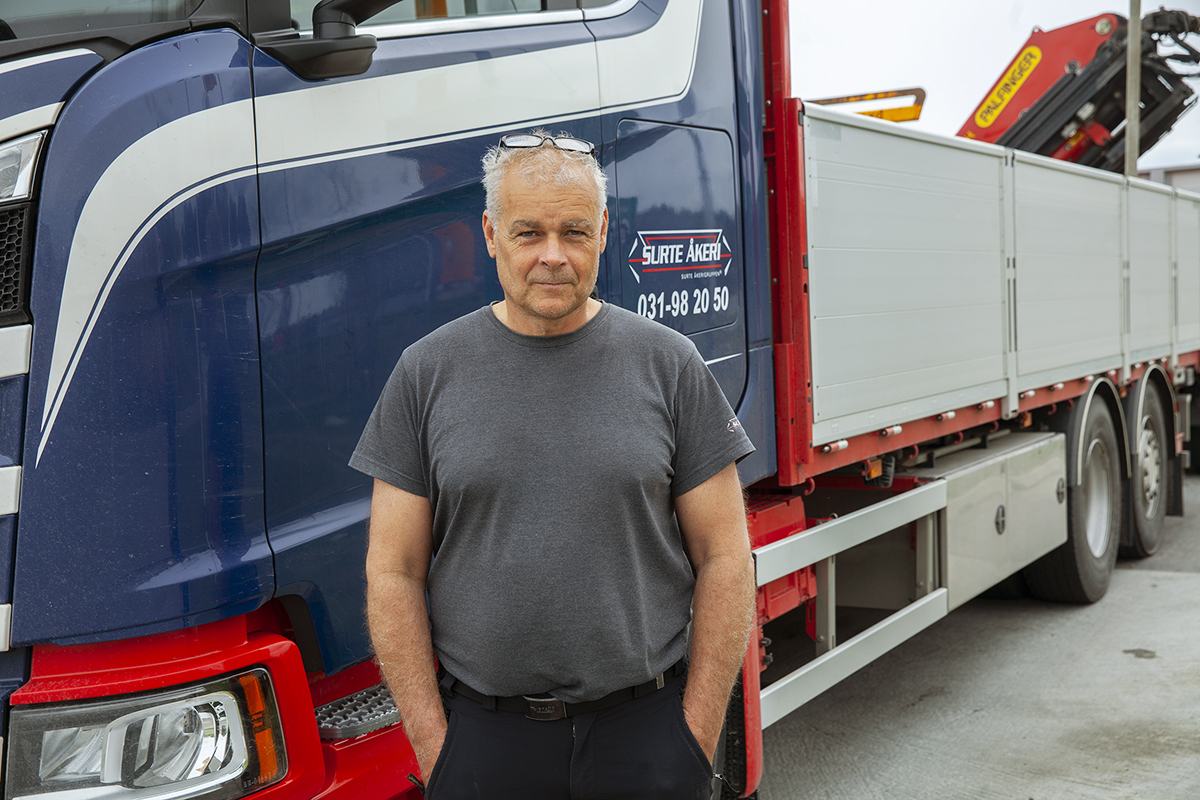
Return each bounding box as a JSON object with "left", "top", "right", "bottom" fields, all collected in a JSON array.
[
  {"left": 675, "top": 462, "right": 756, "bottom": 765},
  {"left": 365, "top": 479, "right": 448, "bottom": 783},
  {"left": 681, "top": 697, "right": 724, "bottom": 765},
  {"left": 413, "top": 727, "right": 447, "bottom": 785}
]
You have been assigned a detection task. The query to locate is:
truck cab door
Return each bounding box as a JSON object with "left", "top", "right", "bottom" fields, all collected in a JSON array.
[{"left": 251, "top": 1, "right": 601, "bottom": 673}]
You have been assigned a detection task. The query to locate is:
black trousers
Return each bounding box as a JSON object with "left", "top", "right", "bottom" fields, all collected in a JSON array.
[{"left": 424, "top": 673, "right": 714, "bottom": 800}]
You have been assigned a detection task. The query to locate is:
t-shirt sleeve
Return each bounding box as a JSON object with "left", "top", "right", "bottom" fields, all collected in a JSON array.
[
  {"left": 348, "top": 356, "right": 428, "bottom": 497},
  {"left": 670, "top": 351, "right": 756, "bottom": 497}
]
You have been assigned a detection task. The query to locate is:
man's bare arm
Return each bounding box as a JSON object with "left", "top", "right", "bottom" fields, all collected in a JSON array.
[
  {"left": 364, "top": 478, "right": 446, "bottom": 780},
  {"left": 675, "top": 461, "right": 756, "bottom": 764}
]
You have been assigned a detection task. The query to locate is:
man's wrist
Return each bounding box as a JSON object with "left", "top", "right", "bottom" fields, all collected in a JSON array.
[
  {"left": 681, "top": 693, "right": 723, "bottom": 762},
  {"left": 409, "top": 715, "right": 449, "bottom": 778}
]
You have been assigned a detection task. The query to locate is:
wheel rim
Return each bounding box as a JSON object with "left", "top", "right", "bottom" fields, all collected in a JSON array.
[
  {"left": 1084, "top": 438, "right": 1112, "bottom": 558},
  {"left": 1138, "top": 415, "right": 1161, "bottom": 519}
]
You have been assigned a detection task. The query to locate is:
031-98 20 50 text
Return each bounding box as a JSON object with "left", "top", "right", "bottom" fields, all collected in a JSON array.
[{"left": 637, "top": 286, "right": 730, "bottom": 321}]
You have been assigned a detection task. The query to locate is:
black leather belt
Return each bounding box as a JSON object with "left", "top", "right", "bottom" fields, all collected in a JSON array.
[{"left": 440, "top": 659, "right": 686, "bottom": 721}]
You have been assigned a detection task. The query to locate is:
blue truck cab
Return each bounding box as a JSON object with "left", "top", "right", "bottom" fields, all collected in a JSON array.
[{"left": 0, "top": 0, "right": 774, "bottom": 797}]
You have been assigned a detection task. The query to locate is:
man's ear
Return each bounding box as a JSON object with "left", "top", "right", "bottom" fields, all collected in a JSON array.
[
  {"left": 599, "top": 207, "right": 609, "bottom": 252},
  {"left": 482, "top": 211, "right": 497, "bottom": 258}
]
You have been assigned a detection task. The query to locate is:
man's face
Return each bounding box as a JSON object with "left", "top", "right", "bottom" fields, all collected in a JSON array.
[{"left": 483, "top": 163, "right": 608, "bottom": 336}]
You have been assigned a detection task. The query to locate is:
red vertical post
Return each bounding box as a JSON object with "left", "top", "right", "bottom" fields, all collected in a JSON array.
[
  {"left": 738, "top": 2, "right": 814, "bottom": 796},
  {"left": 739, "top": 625, "right": 764, "bottom": 794},
  {"left": 762, "top": 0, "right": 813, "bottom": 486}
]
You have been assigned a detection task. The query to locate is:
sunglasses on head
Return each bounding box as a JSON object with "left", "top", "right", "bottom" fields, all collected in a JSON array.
[{"left": 498, "top": 134, "right": 596, "bottom": 157}]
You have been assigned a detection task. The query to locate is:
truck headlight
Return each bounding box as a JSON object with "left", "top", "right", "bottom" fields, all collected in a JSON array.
[
  {"left": 0, "top": 131, "right": 45, "bottom": 202},
  {"left": 5, "top": 669, "right": 286, "bottom": 800}
]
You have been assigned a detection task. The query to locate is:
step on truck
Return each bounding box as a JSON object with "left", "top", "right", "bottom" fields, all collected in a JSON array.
[{"left": 0, "top": 0, "right": 1197, "bottom": 798}]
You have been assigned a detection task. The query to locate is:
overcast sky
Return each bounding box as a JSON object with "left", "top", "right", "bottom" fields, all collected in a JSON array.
[{"left": 789, "top": 0, "right": 1200, "bottom": 169}]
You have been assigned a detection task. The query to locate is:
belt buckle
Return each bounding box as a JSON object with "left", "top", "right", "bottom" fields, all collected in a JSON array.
[{"left": 523, "top": 695, "right": 567, "bottom": 721}]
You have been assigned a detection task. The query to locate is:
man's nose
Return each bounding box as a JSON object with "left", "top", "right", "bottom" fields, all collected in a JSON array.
[{"left": 540, "top": 234, "right": 568, "bottom": 265}]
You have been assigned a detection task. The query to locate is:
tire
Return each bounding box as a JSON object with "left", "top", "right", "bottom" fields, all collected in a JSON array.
[
  {"left": 1024, "top": 396, "right": 1122, "bottom": 603},
  {"left": 1122, "top": 381, "right": 1167, "bottom": 558}
]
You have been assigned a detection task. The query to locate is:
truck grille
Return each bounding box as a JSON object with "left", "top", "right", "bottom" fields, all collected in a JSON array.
[{"left": 1, "top": 204, "right": 31, "bottom": 326}]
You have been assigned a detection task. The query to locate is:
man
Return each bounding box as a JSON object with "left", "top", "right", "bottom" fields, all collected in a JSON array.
[{"left": 351, "top": 132, "right": 755, "bottom": 799}]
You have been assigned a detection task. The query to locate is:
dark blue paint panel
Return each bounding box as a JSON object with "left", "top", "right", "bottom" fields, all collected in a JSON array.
[
  {"left": 0, "top": 516, "right": 15, "bottom": 602},
  {"left": 0, "top": 51, "right": 103, "bottom": 121},
  {"left": 0, "top": 376, "right": 24, "bottom": 467},
  {"left": 726, "top": 0, "right": 775, "bottom": 483},
  {"left": 735, "top": 345, "right": 776, "bottom": 486},
  {"left": 273, "top": 507, "right": 370, "bottom": 673},
  {"left": 727, "top": 0, "right": 772, "bottom": 352},
  {"left": 258, "top": 167, "right": 499, "bottom": 528},
  {"left": 14, "top": 32, "right": 267, "bottom": 645},
  {"left": 256, "top": 133, "right": 493, "bottom": 246}
]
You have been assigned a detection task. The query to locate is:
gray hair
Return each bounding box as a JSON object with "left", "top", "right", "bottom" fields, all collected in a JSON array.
[{"left": 481, "top": 129, "right": 608, "bottom": 231}]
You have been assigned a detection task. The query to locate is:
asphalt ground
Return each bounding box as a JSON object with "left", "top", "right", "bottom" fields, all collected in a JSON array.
[{"left": 758, "top": 474, "right": 1200, "bottom": 800}]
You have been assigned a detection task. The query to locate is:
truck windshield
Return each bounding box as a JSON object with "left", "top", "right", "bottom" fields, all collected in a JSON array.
[{"left": 0, "top": 0, "right": 202, "bottom": 39}]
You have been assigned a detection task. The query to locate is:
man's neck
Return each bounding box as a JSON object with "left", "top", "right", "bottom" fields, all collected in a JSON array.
[{"left": 492, "top": 298, "right": 602, "bottom": 337}]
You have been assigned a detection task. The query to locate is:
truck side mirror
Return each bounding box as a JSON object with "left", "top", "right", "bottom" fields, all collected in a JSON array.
[{"left": 258, "top": 0, "right": 406, "bottom": 81}]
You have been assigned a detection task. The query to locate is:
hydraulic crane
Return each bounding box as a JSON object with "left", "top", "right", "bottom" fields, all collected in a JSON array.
[{"left": 958, "top": 9, "right": 1200, "bottom": 171}]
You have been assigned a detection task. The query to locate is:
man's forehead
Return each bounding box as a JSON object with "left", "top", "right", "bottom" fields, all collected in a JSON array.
[
  {"left": 499, "top": 163, "right": 592, "bottom": 193},
  {"left": 497, "top": 174, "right": 601, "bottom": 216}
]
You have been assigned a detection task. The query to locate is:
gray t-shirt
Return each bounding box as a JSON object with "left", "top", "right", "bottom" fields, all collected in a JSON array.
[{"left": 350, "top": 302, "right": 754, "bottom": 702}]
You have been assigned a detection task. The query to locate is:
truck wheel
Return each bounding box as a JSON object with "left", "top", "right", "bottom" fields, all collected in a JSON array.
[
  {"left": 1122, "top": 381, "right": 1167, "bottom": 558},
  {"left": 1024, "top": 398, "right": 1122, "bottom": 603}
]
